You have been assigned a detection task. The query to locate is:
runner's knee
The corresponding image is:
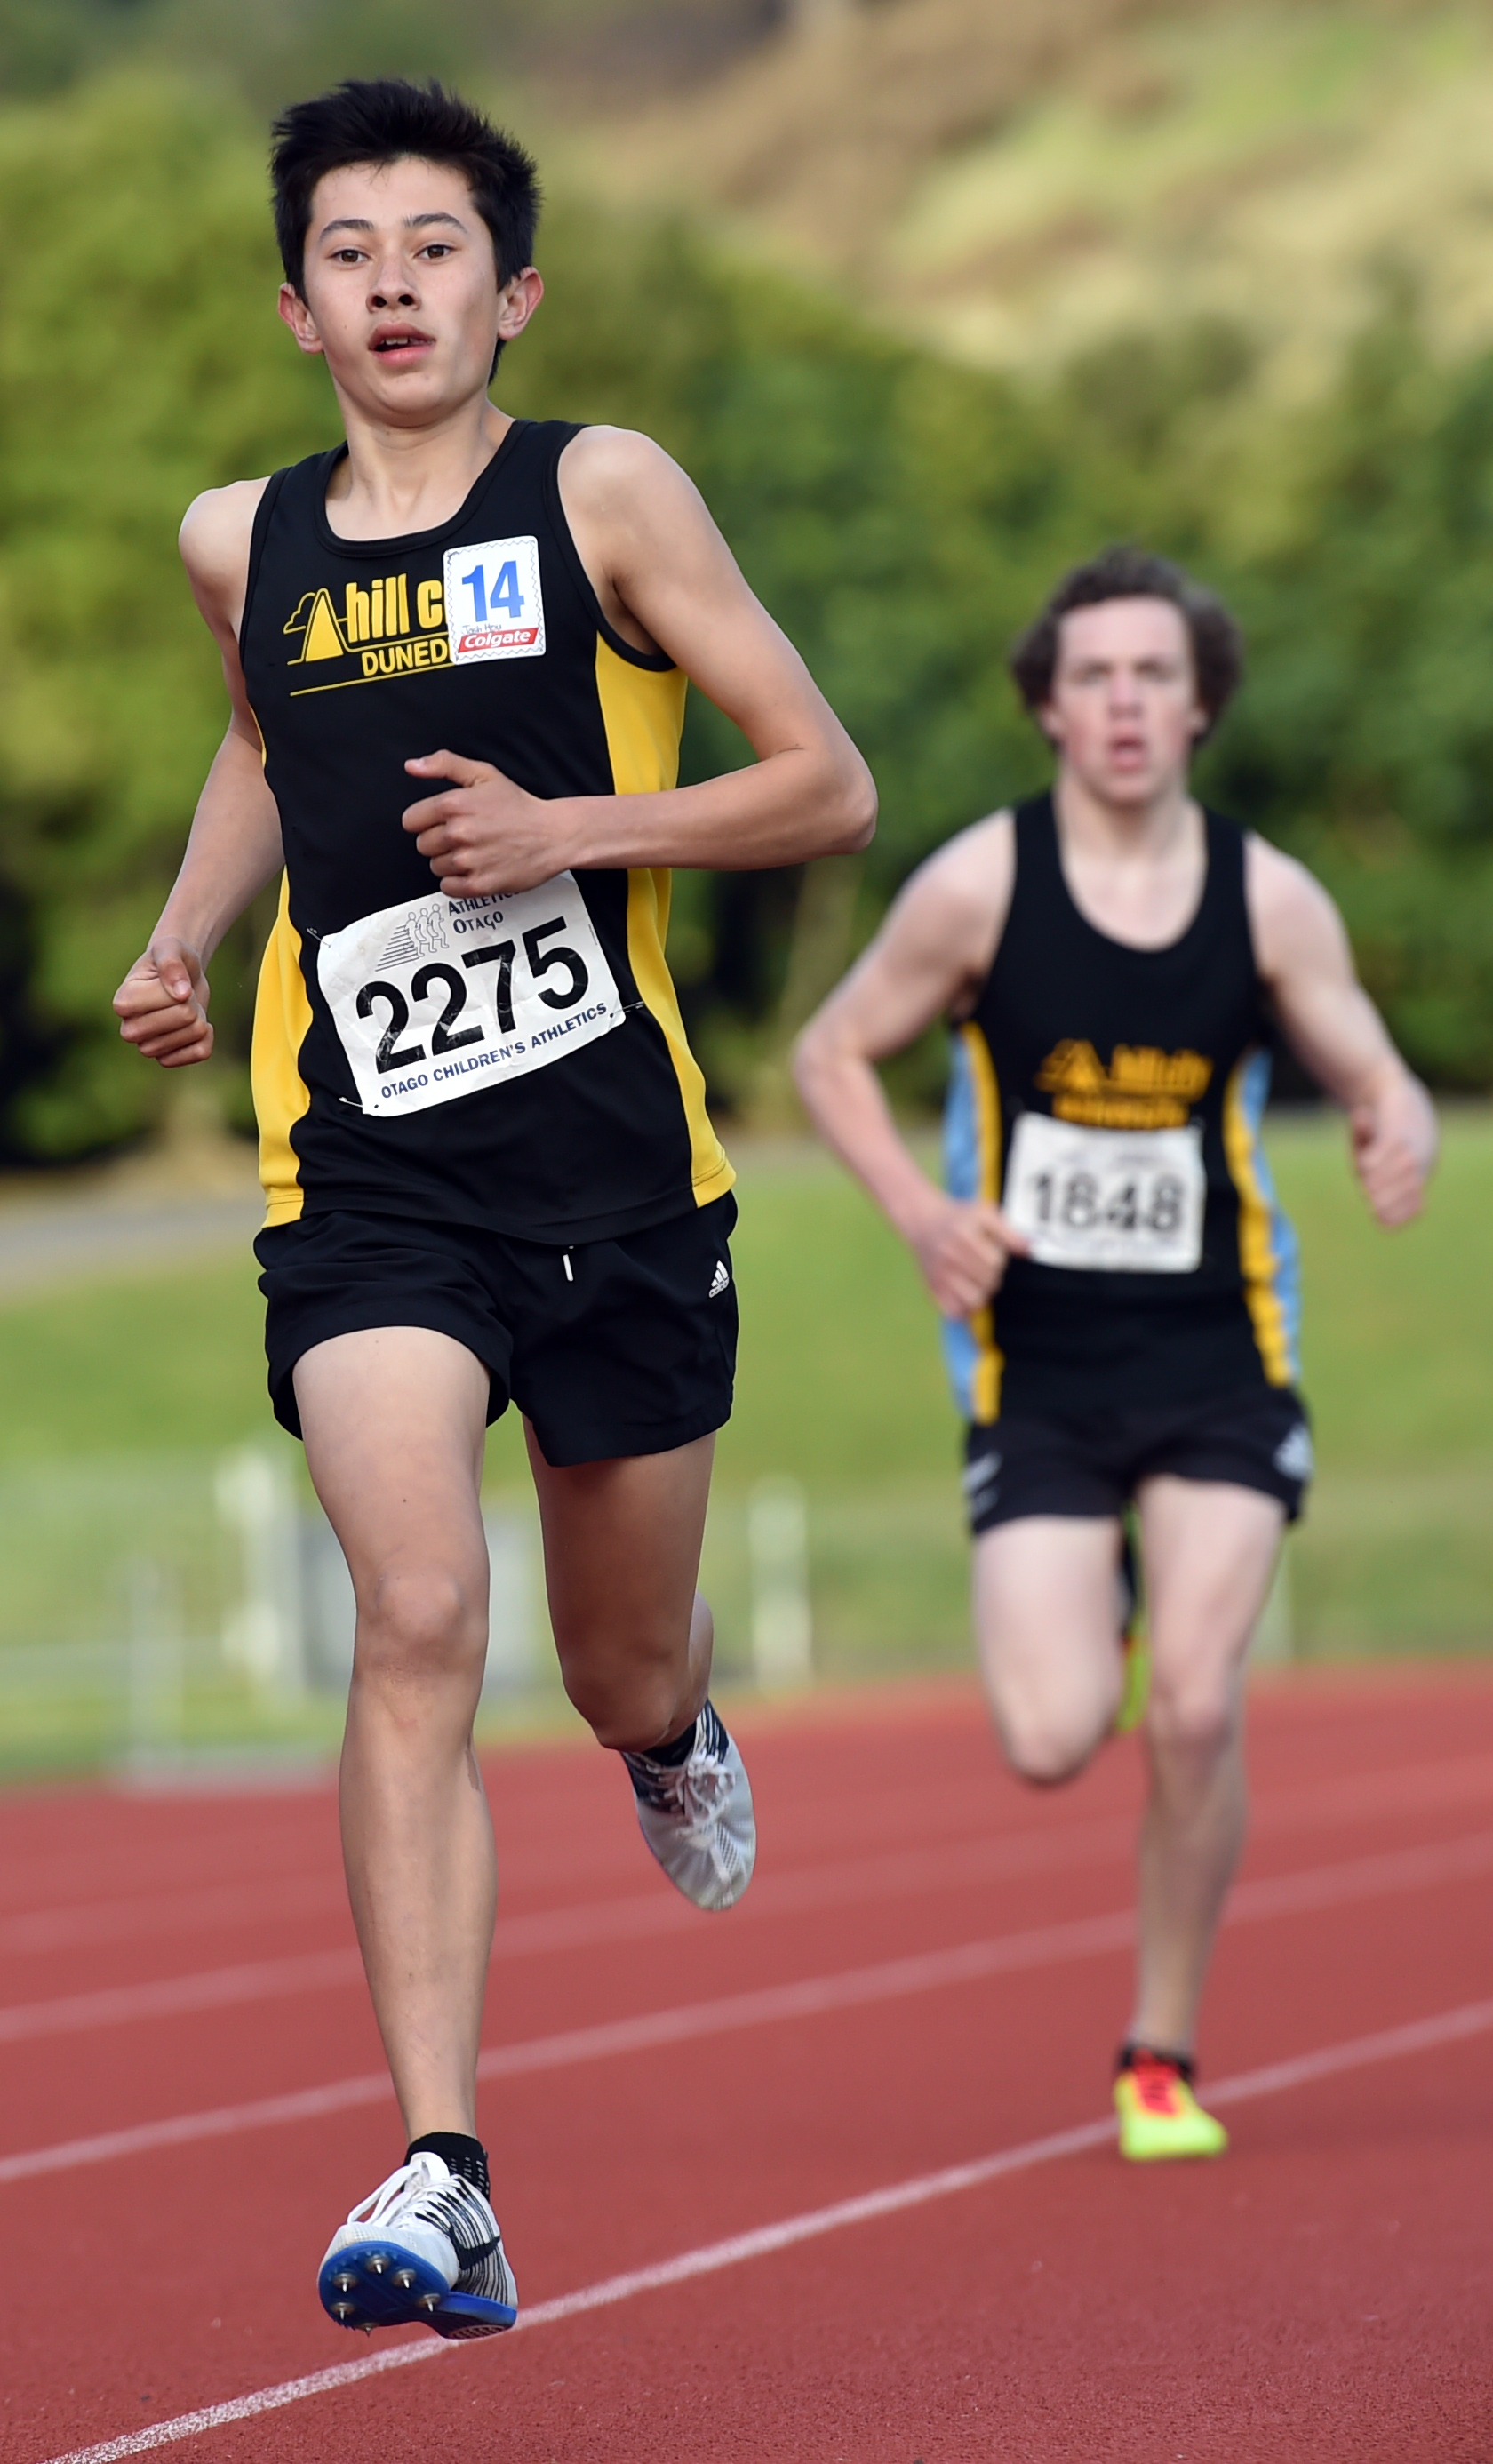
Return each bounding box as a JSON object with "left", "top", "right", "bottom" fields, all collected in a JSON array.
[
  {"left": 1146, "top": 1671, "right": 1238, "bottom": 1762},
  {"left": 555, "top": 1611, "right": 695, "bottom": 1750},
  {"left": 563, "top": 1659, "right": 691, "bottom": 1754},
  {"left": 353, "top": 1562, "right": 489, "bottom": 1685},
  {"left": 994, "top": 1697, "right": 1101, "bottom": 1787}
]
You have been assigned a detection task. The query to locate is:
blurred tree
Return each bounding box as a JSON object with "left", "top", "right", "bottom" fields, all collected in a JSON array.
[
  {"left": 0, "top": 85, "right": 1126, "bottom": 1147},
  {"left": 0, "top": 0, "right": 148, "bottom": 98},
  {"left": 1208, "top": 294, "right": 1493, "bottom": 1087},
  {"left": 501, "top": 203, "right": 1164, "bottom": 1101},
  {"left": 0, "top": 75, "right": 1488, "bottom": 1167},
  {"left": 0, "top": 77, "right": 335, "bottom": 1155}
]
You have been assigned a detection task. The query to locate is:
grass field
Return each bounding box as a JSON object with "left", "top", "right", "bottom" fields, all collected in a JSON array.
[{"left": 0, "top": 1108, "right": 1488, "bottom": 1769}]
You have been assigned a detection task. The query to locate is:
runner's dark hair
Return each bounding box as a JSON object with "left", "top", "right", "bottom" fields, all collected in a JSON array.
[
  {"left": 1009, "top": 544, "right": 1244, "bottom": 739},
  {"left": 269, "top": 77, "right": 540, "bottom": 335}
]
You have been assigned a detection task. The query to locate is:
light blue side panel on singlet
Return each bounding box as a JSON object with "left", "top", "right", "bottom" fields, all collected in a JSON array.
[
  {"left": 939, "top": 1031, "right": 984, "bottom": 1420},
  {"left": 1234, "top": 1046, "right": 1303, "bottom": 1384}
]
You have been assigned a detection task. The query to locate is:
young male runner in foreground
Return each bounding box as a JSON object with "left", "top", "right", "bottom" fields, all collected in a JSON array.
[
  {"left": 115, "top": 78, "right": 874, "bottom": 2334},
  {"left": 794, "top": 546, "right": 1433, "bottom": 2159}
]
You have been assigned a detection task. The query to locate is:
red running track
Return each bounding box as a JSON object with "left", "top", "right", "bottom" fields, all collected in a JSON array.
[{"left": 3, "top": 1668, "right": 1492, "bottom": 2463}]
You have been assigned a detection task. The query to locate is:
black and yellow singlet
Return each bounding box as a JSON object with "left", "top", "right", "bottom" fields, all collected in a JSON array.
[
  {"left": 240, "top": 418, "right": 732, "bottom": 1243},
  {"left": 943, "top": 793, "right": 1301, "bottom": 1420}
]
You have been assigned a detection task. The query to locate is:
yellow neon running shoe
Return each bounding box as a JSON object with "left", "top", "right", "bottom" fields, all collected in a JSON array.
[
  {"left": 1114, "top": 1631, "right": 1151, "bottom": 1735},
  {"left": 1114, "top": 2050, "right": 1228, "bottom": 2162},
  {"left": 1113, "top": 1518, "right": 1150, "bottom": 1736}
]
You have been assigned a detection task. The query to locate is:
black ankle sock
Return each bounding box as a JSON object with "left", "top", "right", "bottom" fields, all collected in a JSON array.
[
  {"left": 1116, "top": 2042, "right": 1195, "bottom": 2085},
  {"left": 628, "top": 1715, "right": 697, "bottom": 1770},
  {"left": 406, "top": 2132, "right": 490, "bottom": 2199}
]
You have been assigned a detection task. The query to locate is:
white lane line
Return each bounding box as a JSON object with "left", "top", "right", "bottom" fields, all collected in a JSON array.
[
  {"left": 8, "top": 1745, "right": 1491, "bottom": 1967},
  {"left": 4, "top": 1829, "right": 1490, "bottom": 2188},
  {"left": 0, "top": 1828, "right": 1128, "bottom": 1965},
  {"left": 35, "top": 1996, "right": 1493, "bottom": 2464},
  {"left": 0, "top": 1877, "right": 346, "bottom": 1959},
  {"left": 3, "top": 1825, "right": 1490, "bottom": 2053},
  {"left": 0, "top": 1951, "right": 363, "bottom": 2046},
  {"left": 0, "top": 2073, "right": 397, "bottom": 2187},
  {"left": 0, "top": 1914, "right": 1136, "bottom": 2188}
]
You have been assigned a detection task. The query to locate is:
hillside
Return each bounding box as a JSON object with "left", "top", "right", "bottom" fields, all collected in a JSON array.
[{"left": 562, "top": 0, "right": 1493, "bottom": 395}]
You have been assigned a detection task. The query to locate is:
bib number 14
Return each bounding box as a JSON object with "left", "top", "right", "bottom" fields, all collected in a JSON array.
[
  {"left": 443, "top": 533, "right": 545, "bottom": 664},
  {"left": 315, "top": 875, "right": 624, "bottom": 1120}
]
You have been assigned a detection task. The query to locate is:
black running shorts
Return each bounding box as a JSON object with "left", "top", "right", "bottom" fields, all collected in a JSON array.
[
  {"left": 962, "top": 1383, "right": 1312, "bottom": 1539},
  {"left": 255, "top": 1196, "right": 738, "bottom": 1468}
]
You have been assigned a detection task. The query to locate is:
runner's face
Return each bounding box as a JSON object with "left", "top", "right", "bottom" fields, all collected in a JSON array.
[
  {"left": 1040, "top": 597, "right": 1206, "bottom": 808},
  {"left": 280, "top": 157, "right": 534, "bottom": 420}
]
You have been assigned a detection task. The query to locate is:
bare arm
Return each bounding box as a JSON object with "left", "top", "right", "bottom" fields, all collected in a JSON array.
[
  {"left": 402, "top": 428, "right": 876, "bottom": 895},
  {"left": 1247, "top": 836, "right": 1437, "bottom": 1226},
  {"left": 114, "top": 481, "right": 284, "bottom": 1067},
  {"left": 793, "top": 815, "right": 1027, "bottom": 1316}
]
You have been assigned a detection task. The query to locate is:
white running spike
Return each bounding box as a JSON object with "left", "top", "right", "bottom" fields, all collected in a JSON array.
[
  {"left": 318, "top": 2151, "right": 517, "bottom": 2339},
  {"left": 625, "top": 1700, "right": 756, "bottom": 1912}
]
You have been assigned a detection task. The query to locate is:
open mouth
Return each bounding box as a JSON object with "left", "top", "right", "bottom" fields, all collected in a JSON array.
[{"left": 371, "top": 327, "right": 435, "bottom": 360}]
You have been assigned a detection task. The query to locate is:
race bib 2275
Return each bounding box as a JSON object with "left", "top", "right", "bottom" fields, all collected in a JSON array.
[{"left": 315, "top": 876, "right": 623, "bottom": 1120}]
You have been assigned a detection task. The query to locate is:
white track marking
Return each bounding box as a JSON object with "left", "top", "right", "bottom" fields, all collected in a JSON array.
[
  {"left": 4, "top": 1809, "right": 1491, "bottom": 2050},
  {"left": 0, "top": 1826, "right": 1129, "bottom": 1963},
  {"left": 0, "top": 1875, "right": 346, "bottom": 1958},
  {"left": 0, "top": 2072, "right": 395, "bottom": 2186},
  {"left": 2, "top": 1828, "right": 1489, "bottom": 2052},
  {"left": 9, "top": 1745, "right": 1491, "bottom": 1958},
  {"left": 0, "top": 1949, "right": 363, "bottom": 2045},
  {"left": 4, "top": 1830, "right": 1491, "bottom": 2186},
  {"left": 34, "top": 1996, "right": 1493, "bottom": 2464}
]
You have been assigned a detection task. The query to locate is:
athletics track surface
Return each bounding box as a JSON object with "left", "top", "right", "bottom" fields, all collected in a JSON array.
[{"left": 4, "top": 1669, "right": 1491, "bottom": 2464}]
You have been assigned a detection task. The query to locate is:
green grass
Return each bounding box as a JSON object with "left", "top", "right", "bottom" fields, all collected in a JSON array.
[
  {"left": 0, "top": 1108, "right": 1487, "bottom": 1772},
  {"left": 1, "top": 1111, "right": 1489, "bottom": 1479},
  {"left": 1265, "top": 1108, "right": 1493, "bottom": 1466},
  {"left": 0, "top": 1246, "right": 270, "bottom": 1463}
]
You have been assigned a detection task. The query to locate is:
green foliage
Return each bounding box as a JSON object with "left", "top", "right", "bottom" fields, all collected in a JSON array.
[
  {"left": 499, "top": 203, "right": 1154, "bottom": 1082},
  {"left": 0, "top": 78, "right": 337, "bottom": 1154},
  {"left": 0, "top": 76, "right": 1491, "bottom": 1158},
  {"left": 1200, "top": 303, "right": 1493, "bottom": 1084}
]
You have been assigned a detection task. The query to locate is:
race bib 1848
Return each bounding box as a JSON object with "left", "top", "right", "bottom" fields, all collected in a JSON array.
[
  {"left": 1002, "top": 1111, "right": 1206, "bottom": 1273},
  {"left": 315, "top": 876, "right": 624, "bottom": 1120}
]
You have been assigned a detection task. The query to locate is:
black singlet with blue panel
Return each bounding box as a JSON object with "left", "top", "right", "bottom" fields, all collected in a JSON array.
[
  {"left": 942, "top": 793, "right": 1301, "bottom": 1422},
  {"left": 238, "top": 417, "right": 731, "bottom": 1244}
]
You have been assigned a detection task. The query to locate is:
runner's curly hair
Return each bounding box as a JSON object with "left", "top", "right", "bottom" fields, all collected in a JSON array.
[
  {"left": 1009, "top": 545, "right": 1244, "bottom": 740},
  {"left": 270, "top": 77, "right": 540, "bottom": 326}
]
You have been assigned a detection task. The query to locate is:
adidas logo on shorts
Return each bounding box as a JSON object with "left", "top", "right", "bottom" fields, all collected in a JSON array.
[
  {"left": 708, "top": 1260, "right": 730, "bottom": 1299},
  {"left": 1273, "top": 1423, "right": 1314, "bottom": 1482}
]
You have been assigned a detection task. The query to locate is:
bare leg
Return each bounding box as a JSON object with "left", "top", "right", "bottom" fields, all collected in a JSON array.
[
  {"left": 524, "top": 1423, "right": 715, "bottom": 1752},
  {"left": 973, "top": 1515, "right": 1126, "bottom": 1782},
  {"left": 1130, "top": 1477, "right": 1285, "bottom": 2055},
  {"left": 295, "top": 1327, "right": 493, "bottom": 2144}
]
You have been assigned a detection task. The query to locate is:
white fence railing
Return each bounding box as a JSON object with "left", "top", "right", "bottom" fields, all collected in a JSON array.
[
  {"left": 0, "top": 1450, "right": 544, "bottom": 1771},
  {"left": 8, "top": 1444, "right": 1458, "bottom": 1777}
]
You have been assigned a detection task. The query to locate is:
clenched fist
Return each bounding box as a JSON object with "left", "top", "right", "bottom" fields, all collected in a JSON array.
[
  {"left": 910, "top": 1193, "right": 1028, "bottom": 1318},
  {"left": 403, "top": 750, "right": 571, "bottom": 897},
  {"left": 114, "top": 938, "right": 213, "bottom": 1068}
]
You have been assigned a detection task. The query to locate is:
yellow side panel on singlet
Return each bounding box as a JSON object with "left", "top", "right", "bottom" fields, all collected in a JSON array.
[
  {"left": 959, "top": 1020, "right": 1005, "bottom": 1422},
  {"left": 252, "top": 874, "right": 313, "bottom": 1226},
  {"left": 595, "top": 637, "right": 735, "bottom": 1208}
]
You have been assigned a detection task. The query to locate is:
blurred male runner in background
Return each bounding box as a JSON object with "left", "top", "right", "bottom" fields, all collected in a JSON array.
[
  {"left": 794, "top": 545, "right": 1433, "bottom": 2159},
  {"left": 115, "top": 78, "right": 874, "bottom": 2334}
]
